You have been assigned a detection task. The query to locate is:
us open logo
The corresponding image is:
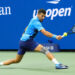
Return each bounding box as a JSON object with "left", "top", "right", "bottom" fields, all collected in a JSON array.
[
  {"left": 46, "top": 0, "right": 61, "bottom": 4},
  {"left": 33, "top": 0, "right": 72, "bottom": 20}
]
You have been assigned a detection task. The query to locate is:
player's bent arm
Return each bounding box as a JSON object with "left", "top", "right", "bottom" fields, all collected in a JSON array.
[{"left": 40, "top": 29, "right": 54, "bottom": 38}]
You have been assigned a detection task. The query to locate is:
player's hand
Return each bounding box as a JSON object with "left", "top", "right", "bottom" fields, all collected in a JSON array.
[{"left": 56, "top": 35, "right": 62, "bottom": 40}]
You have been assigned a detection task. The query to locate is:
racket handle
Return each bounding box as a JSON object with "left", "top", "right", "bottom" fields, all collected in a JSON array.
[{"left": 62, "top": 35, "right": 65, "bottom": 38}]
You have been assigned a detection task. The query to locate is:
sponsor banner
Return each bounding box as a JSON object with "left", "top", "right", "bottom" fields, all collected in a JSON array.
[
  {"left": 0, "top": 0, "right": 75, "bottom": 49},
  {"left": 0, "top": 6, "right": 11, "bottom": 15},
  {"left": 42, "top": 43, "right": 60, "bottom": 52}
]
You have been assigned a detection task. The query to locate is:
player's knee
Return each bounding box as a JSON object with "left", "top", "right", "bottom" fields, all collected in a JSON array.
[
  {"left": 15, "top": 59, "right": 21, "bottom": 63},
  {"left": 40, "top": 46, "right": 49, "bottom": 54}
]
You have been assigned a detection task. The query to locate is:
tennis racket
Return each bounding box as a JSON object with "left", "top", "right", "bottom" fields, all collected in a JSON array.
[{"left": 62, "top": 25, "right": 75, "bottom": 37}]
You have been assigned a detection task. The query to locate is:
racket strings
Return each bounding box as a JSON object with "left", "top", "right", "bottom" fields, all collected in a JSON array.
[
  {"left": 68, "top": 25, "right": 75, "bottom": 34},
  {"left": 72, "top": 26, "right": 75, "bottom": 33}
]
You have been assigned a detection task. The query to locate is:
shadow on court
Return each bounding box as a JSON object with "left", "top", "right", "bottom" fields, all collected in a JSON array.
[{"left": 0, "top": 67, "right": 58, "bottom": 72}]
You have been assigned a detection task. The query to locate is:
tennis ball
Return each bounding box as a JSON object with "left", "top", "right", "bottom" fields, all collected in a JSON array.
[{"left": 63, "top": 32, "right": 67, "bottom": 36}]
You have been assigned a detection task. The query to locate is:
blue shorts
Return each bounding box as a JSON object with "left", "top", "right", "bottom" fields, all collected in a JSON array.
[{"left": 18, "top": 39, "right": 39, "bottom": 55}]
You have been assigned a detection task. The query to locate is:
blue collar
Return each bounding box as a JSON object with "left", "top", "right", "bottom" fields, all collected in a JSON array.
[{"left": 36, "top": 16, "right": 40, "bottom": 21}]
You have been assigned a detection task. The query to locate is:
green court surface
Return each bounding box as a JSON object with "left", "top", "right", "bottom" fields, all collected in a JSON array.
[{"left": 0, "top": 51, "right": 75, "bottom": 75}]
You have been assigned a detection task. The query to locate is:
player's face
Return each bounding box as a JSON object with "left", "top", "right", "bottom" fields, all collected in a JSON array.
[{"left": 37, "top": 13, "right": 46, "bottom": 22}]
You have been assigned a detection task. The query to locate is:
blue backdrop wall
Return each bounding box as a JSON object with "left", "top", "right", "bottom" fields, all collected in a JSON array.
[{"left": 0, "top": 0, "right": 75, "bottom": 49}]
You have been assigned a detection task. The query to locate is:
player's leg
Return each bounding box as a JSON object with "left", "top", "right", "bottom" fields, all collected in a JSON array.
[
  {"left": 0, "top": 40, "right": 26, "bottom": 66},
  {"left": 34, "top": 44, "right": 59, "bottom": 63},
  {"left": 34, "top": 44, "right": 68, "bottom": 69},
  {"left": 0, "top": 54, "right": 24, "bottom": 65}
]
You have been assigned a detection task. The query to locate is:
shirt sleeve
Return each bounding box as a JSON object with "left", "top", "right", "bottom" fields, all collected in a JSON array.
[{"left": 34, "top": 22, "right": 44, "bottom": 31}]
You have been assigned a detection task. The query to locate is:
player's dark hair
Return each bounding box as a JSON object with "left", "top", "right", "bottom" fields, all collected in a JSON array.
[{"left": 38, "top": 9, "right": 46, "bottom": 14}]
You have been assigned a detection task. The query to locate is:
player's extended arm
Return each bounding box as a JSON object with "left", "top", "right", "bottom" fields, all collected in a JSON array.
[
  {"left": 40, "top": 29, "right": 53, "bottom": 37},
  {"left": 40, "top": 29, "right": 62, "bottom": 40}
]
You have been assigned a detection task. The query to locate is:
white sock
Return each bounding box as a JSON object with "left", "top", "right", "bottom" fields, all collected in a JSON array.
[
  {"left": 52, "top": 58, "right": 59, "bottom": 64},
  {"left": 0, "top": 62, "right": 4, "bottom": 65}
]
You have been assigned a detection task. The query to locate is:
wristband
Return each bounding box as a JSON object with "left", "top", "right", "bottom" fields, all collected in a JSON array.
[{"left": 52, "top": 34, "right": 57, "bottom": 38}]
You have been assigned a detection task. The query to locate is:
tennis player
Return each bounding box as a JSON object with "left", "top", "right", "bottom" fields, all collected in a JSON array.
[{"left": 0, "top": 9, "right": 68, "bottom": 69}]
